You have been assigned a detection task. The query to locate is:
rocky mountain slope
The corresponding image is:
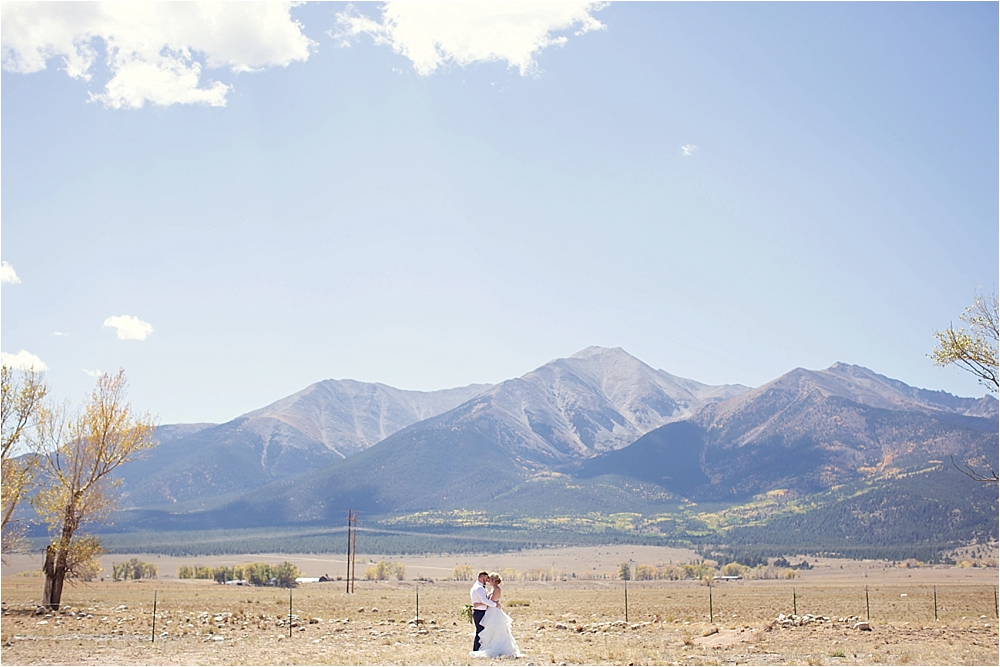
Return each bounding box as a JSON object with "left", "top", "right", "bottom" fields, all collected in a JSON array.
[
  {"left": 691, "top": 363, "right": 997, "bottom": 497},
  {"left": 575, "top": 364, "right": 998, "bottom": 500},
  {"left": 241, "top": 379, "right": 496, "bottom": 457},
  {"left": 116, "top": 380, "right": 491, "bottom": 508},
  {"left": 399, "top": 346, "right": 749, "bottom": 465}
]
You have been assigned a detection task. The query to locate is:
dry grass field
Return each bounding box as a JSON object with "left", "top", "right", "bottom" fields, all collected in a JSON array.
[
  {"left": 2, "top": 550, "right": 997, "bottom": 666},
  {"left": 2, "top": 545, "right": 707, "bottom": 582}
]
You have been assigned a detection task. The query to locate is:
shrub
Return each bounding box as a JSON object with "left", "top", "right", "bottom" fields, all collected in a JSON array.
[
  {"left": 112, "top": 558, "right": 158, "bottom": 582},
  {"left": 177, "top": 562, "right": 299, "bottom": 587},
  {"left": 721, "top": 562, "right": 747, "bottom": 578},
  {"left": 364, "top": 561, "right": 405, "bottom": 581},
  {"left": 682, "top": 562, "right": 715, "bottom": 581}
]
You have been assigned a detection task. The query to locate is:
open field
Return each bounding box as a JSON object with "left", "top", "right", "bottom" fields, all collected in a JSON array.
[
  {"left": 2, "top": 545, "right": 704, "bottom": 581},
  {"left": 2, "top": 559, "right": 997, "bottom": 665},
  {"left": 4, "top": 544, "right": 998, "bottom": 584}
]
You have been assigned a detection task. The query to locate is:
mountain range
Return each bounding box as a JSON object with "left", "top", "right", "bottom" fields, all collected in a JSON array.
[
  {"left": 118, "top": 347, "right": 747, "bottom": 509},
  {"left": 117, "top": 380, "right": 492, "bottom": 508},
  {"left": 113, "top": 347, "right": 997, "bottom": 552}
]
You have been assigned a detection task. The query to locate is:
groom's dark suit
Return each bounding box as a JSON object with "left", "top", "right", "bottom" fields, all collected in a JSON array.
[{"left": 472, "top": 608, "right": 487, "bottom": 651}]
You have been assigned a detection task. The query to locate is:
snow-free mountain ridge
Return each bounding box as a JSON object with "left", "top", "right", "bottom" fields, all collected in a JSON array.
[
  {"left": 117, "top": 379, "right": 492, "bottom": 508},
  {"left": 437, "top": 346, "right": 750, "bottom": 463},
  {"left": 243, "top": 379, "right": 495, "bottom": 458},
  {"left": 118, "top": 346, "right": 747, "bottom": 508}
]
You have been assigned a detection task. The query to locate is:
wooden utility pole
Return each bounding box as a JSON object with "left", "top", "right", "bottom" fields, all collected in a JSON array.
[{"left": 346, "top": 510, "right": 357, "bottom": 594}]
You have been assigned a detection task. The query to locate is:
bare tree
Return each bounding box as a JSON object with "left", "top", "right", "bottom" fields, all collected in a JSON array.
[
  {"left": 949, "top": 457, "right": 997, "bottom": 483},
  {"left": 1, "top": 365, "right": 48, "bottom": 556},
  {"left": 931, "top": 289, "right": 999, "bottom": 483},
  {"left": 32, "top": 369, "right": 157, "bottom": 609}
]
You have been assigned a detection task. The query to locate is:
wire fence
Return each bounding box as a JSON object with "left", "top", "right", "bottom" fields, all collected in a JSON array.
[{"left": 2, "top": 580, "right": 996, "bottom": 643}]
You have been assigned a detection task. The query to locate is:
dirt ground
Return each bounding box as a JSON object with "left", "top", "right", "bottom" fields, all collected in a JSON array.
[{"left": 2, "top": 563, "right": 997, "bottom": 666}]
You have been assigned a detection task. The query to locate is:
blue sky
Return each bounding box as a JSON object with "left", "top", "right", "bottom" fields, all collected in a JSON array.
[{"left": 2, "top": 2, "right": 997, "bottom": 424}]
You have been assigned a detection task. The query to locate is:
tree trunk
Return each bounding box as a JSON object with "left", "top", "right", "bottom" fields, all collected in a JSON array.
[
  {"left": 42, "top": 544, "right": 59, "bottom": 610},
  {"left": 42, "top": 544, "right": 69, "bottom": 610}
]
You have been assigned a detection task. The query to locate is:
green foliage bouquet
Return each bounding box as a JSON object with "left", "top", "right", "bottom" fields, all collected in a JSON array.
[{"left": 458, "top": 603, "right": 475, "bottom": 624}]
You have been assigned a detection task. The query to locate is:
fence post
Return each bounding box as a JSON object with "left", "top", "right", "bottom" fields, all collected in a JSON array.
[
  {"left": 933, "top": 586, "right": 937, "bottom": 621},
  {"left": 624, "top": 578, "right": 628, "bottom": 623},
  {"left": 709, "top": 582, "right": 713, "bottom": 623},
  {"left": 288, "top": 588, "right": 293, "bottom": 638},
  {"left": 793, "top": 587, "right": 797, "bottom": 616},
  {"left": 994, "top": 585, "right": 998, "bottom": 619},
  {"left": 865, "top": 586, "right": 870, "bottom": 621},
  {"left": 151, "top": 590, "right": 157, "bottom": 643},
  {"left": 416, "top": 586, "right": 420, "bottom": 624}
]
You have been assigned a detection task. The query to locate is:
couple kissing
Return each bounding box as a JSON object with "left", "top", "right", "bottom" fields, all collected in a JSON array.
[{"left": 469, "top": 571, "right": 522, "bottom": 658}]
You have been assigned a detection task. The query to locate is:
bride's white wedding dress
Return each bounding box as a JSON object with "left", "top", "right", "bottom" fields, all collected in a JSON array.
[{"left": 471, "top": 606, "right": 522, "bottom": 659}]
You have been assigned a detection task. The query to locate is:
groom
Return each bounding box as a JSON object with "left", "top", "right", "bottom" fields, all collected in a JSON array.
[{"left": 470, "top": 571, "right": 498, "bottom": 651}]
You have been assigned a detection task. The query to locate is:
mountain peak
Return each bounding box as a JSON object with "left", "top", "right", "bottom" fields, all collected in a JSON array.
[
  {"left": 569, "top": 345, "right": 631, "bottom": 360},
  {"left": 442, "top": 345, "right": 753, "bottom": 463},
  {"left": 825, "top": 361, "right": 878, "bottom": 377}
]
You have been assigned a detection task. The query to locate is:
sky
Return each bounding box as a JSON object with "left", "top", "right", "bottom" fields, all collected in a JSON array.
[{"left": 2, "top": 1, "right": 997, "bottom": 425}]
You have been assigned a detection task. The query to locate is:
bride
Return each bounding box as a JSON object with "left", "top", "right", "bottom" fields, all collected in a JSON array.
[{"left": 471, "top": 573, "right": 522, "bottom": 658}]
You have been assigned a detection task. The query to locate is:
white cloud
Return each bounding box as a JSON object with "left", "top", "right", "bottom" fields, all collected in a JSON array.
[
  {"left": 1, "top": 261, "right": 21, "bottom": 284},
  {"left": 1, "top": 350, "right": 48, "bottom": 371},
  {"left": 103, "top": 315, "right": 154, "bottom": 341},
  {"left": 53, "top": 332, "right": 69, "bottom": 337},
  {"left": 1, "top": 2, "right": 314, "bottom": 109},
  {"left": 681, "top": 144, "right": 698, "bottom": 156},
  {"left": 335, "top": 2, "right": 607, "bottom": 76},
  {"left": 82, "top": 368, "right": 103, "bottom": 378}
]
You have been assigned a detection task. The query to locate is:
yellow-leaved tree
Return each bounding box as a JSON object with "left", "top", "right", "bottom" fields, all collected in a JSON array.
[
  {"left": 1, "top": 365, "right": 49, "bottom": 557},
  {"left": 33, "top": 369, "right": 157, "bottom": 609},
  {"left": 931, "top": 290, "right": 999, "bottom": 393},
  {"left": 931, "top": 290, "right": 999, "bottom": 482}
]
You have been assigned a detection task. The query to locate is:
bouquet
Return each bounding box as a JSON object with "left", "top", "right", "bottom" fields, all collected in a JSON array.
[{"left": 458, "top": 603, "right": 475, "bottom": 624}]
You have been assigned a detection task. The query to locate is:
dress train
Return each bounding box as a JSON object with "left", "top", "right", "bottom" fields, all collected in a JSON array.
[{"left": 470, "top": 606, "right": 522, "bottom": 658}]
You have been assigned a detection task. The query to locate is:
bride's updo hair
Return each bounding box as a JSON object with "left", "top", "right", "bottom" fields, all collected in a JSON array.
[{"left": 489, "top": 572, "right": 502, "bottom": 585}]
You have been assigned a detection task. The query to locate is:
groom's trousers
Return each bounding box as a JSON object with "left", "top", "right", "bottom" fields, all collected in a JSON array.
[{"left": 472, "top": 609, "right": 487, "bottom": 651}]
